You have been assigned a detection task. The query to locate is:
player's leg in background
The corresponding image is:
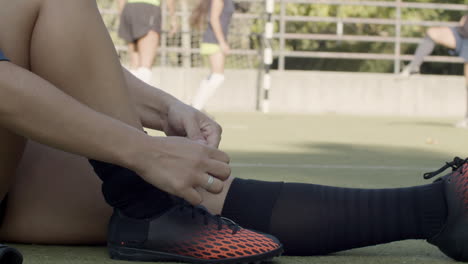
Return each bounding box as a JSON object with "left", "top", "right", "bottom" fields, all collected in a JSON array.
[
  {"left": 135, "top": 31, "right": 159, "bottom": 83},
  {"left": 455, "top": 63, "right": 468, "bottom": 128},
  {"left": 128, "top": 42, "right": 140, "bottom": 73},
  {"left": 401, "top": 27, "right": 451, "bottom": 76},
  {"left": 192, "top": 51, "right": 226, "bottom": 110},
  {"left": 427, "top": 27, "right": 456, "bottom": 49}
]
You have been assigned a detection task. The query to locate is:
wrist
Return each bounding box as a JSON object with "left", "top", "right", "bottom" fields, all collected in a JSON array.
[{"left": 118, "top": 131, "right": 160, "bottom": 174}]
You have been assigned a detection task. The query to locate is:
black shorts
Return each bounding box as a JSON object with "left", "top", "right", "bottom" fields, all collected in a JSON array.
[
  {"left": 0, "top": 50, "right": 9, "bottom": 62},
  {"left": 118, "top": 3, "right": 162, "bottom": 43}
]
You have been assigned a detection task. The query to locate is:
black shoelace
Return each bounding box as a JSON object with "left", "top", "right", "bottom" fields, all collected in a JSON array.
[
  {"left": 179, "top": 203, "right": 240, "bottom": 235},
  {"left": 424, "top": 157, "right": 468, "bottom": 179}
]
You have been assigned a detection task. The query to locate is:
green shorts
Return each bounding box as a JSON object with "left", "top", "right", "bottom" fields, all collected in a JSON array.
[{"left": 200, "top": 43, "right": 221, "bottom": 56}]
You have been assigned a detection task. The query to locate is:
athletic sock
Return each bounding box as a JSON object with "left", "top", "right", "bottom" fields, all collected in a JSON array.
[
  {"left": 407, "top": 36, "right": 436, "bottom": 72},
  {"left": 89, "top": 160, "right": 173, "bottom": 219},
  {"left": 192, "top": 73, "right": 225, "bottom": 110},
  {"left": 222, "top": 178, "right": 447, "bottom": 255}
]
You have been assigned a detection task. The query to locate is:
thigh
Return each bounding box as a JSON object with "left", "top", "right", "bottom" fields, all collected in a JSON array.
[
  {"left": 0, "top": 141, "right": 111, "bottom": 244},
  {"left": 0, "top": 0, "right": 41, "bottom": 69},
  {"left": 209, "top": 52, "right": 226, "bottom": 74},
  {"left": 427, "top": 27, "right": 457, "bottom": 49}
]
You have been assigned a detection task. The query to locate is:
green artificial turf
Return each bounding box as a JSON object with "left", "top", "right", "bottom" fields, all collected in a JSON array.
[{"left": 12, "top": 112, "right": 468, "bottom": 264}]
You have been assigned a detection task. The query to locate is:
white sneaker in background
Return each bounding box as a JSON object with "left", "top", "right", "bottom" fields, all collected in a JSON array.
[
  {"left": 455, "top": 118, "right": 468, "bottom": 128},
  {"left": 129, "top": 68, "right": 138, "bottom": 76},
  {"left": 400, "top": 66, "right": 419, "bottom": 77},
  {"left": 135, "top": 67, "right": 153, "bottom": 84}
]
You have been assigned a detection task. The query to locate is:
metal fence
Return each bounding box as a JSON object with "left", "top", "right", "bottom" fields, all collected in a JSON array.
[{"left": 100, "top": 0, "right": 468, "bottom": 73}]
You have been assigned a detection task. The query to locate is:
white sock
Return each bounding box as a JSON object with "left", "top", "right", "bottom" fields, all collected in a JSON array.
[
  {"left": 135, "top": 67, "right": 153, "bottom": 84},
  {"left": 192, "top": 73, "right": 225, "bottom": 110}
]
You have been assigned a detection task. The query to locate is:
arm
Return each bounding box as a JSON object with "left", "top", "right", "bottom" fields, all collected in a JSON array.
[
  {"left": 124, "top": 68, "right": 223, "bottom": 147},
  {"left": 118, "top": 0, "right": 126, "bottom": 13},
  {"left": 210, "top": 0, "right": 230, "bottom": 54},
  {"left": 0, "top": 62, "right": 144, "bottom": 169},
  {"left": 0, "top": 62, "right": 229, "bottom": 204}
]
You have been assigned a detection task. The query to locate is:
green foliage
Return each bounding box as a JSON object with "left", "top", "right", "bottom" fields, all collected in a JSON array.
[{"left": 280, "top": 0, "right": 468, "bottom": 74}]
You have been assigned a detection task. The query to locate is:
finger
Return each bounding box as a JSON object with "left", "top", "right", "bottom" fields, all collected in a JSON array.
[
  {"left": 205, "top": 159, "right": 231, "bottom": 181},
  {"left": 204, "top": 126, "right": 222, "bottom": 148},
  {"left": 209, "top": 149, "right": 230, "bottom": 164},
  {"left": 197, "top": 174, "right": 224, "bottom": 194},
  {"left": 183, "top": 188, "right": 203, "bottom": 205},
  {"left": 205, "top": 133, "right": 221, "bottom": 148},
  {"left": 185, "top": 119, "right": 206, "bottom": 142}
]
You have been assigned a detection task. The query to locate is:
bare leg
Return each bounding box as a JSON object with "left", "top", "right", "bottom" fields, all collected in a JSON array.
[
  {"left": 0, "top": 0, "right": 40, "bottom": 235},
  {"left": 30, "top": 0, "right": 142, "bottom": 129},
  {"left": 209, "top": 51, "right": 226, "bottom": 74},
  {"left": 0, "top": 0, "right": 149, "bottom": 243},
  {"left": 464, "top": 63, "right": 468, "bottom": 119},
  {"left": 0, "top": 142, "right": 111, "bottom": 244},
  {"left": 128, "top": 42, "right": 139, "bottom": 70},
  {"left": 137, "top": 31, "right": 159, "bottom": 69},
  {"left": 455, "top": 64, "right": 468, "bottom": 128},
  {"left": 0, "top": 130, "right": 25, "bottom": 201},
  {"left": 427, "top": 27, "right": 456, "bottom": 49}
]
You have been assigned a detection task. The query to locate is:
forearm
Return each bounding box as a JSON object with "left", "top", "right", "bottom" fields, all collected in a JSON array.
[
  {"left": 0, "top": 62, "right": 146, "bottom": 169},
  {"left": 124, "top": 68, "right": 179, "bottom": 130}
]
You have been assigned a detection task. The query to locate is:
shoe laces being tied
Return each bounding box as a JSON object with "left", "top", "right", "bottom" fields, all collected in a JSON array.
[
  {"left": 179, "top": 203, "right": 240, "bottom": 235},
  {"left": 424, "top": 157, "right": 468, "bottom": 180}
]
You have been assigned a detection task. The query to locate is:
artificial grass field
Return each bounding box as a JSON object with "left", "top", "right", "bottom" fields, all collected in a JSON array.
[{"left": 11, "top": 112, "right": 468, "bottom": 264}]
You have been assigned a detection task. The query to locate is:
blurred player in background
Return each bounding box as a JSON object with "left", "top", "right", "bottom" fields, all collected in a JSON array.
[
  {"left": 118, "top": 0, "right": 177, "bottom": 83},
  {"left": 190, "top": 0, "right": 234, "bottom": 111},
  {"left": 401, "top": 14, "right": 468, "bottom": 128}
]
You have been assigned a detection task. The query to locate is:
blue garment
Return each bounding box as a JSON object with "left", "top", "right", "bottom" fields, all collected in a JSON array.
[
  {"left": 0, "top": 50, "right": 9, "bottom": 62},
  {"left": 203, "top": 0, "right": 235, "bottom": 44},
  {"left": 450, "top": 27, "right": 468, "bottom": 62}
]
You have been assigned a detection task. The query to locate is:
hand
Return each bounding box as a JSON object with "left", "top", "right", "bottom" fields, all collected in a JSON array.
[
  {"left": 162, "top": 101, "right": 223, "bottom": 148},
  {"left": 135, "top": 136, "right": 231, "bottom": 205},
  {"left": 220, "top": 42, "right": 231, "bottom": 55}
]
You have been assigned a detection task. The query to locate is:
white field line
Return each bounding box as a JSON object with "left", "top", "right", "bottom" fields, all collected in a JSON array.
[{"left": 230, "top": 162, "right": 438, "bottom": 171}]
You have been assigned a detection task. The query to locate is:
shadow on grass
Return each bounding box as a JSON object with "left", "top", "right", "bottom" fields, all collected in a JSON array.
[
  {"left": 386, "top": 121, "right": 454, "bottom": 128},
  {"left": 227, "top": 142, "right": 455, "bottom": 188}
]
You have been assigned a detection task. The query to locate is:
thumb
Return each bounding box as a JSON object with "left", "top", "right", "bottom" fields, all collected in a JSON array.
[{"left": 185, "top": 119, "right": 208, "bottom": 144}]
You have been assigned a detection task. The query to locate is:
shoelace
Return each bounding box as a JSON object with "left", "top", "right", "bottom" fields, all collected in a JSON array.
[
  {"left": 424, "top": 157, "right": 468, "bottom": 179},
  {"left": 179, "top": 203, "right": 240, "bottom": 235}
]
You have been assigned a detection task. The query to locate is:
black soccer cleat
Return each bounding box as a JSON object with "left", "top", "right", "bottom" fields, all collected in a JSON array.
[
  {"left": 107, "top": 203, "right": 283, "bottom": 263},
  {"left": 424, "top": 157, "right": 468, "bottom": 261}
]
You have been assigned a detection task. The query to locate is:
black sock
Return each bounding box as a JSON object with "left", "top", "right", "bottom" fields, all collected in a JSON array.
[
  {"left": 89, "top": 160, "right": 173, "bottom": 219},
  {"left": 222, "top": 178, "right": 447, "bottom": 256},
  {"left": 408, "top": 36, "right": 436, "bottom": 72}
]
